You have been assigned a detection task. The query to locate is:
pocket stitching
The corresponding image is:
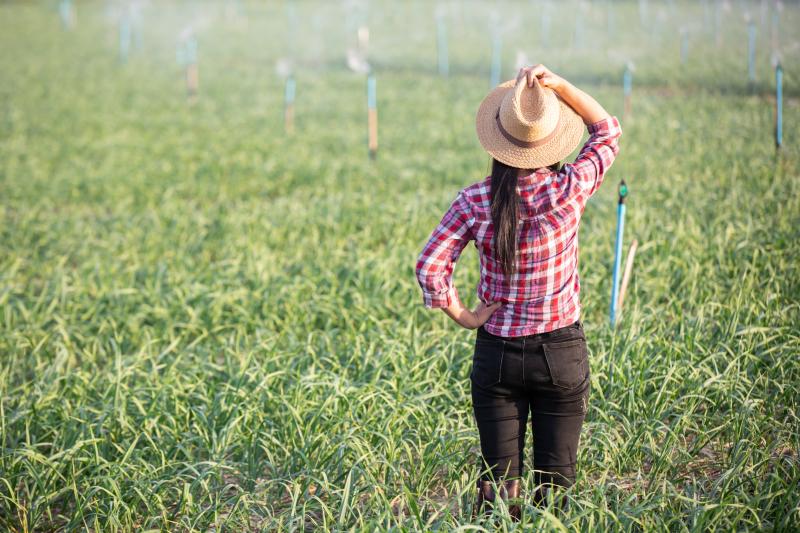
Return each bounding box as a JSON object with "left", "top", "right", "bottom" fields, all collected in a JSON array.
[
  {"left": 471, "top": 340, "right": 505, "bottom": 389},
  {"left": 542, "top": 340, "right": 586, "bottom": 389},
  {"left": 496, "top": 341, "right": 505, "bottom": 386}
]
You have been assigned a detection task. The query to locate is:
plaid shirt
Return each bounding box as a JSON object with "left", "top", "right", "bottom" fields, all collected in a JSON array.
[{"left": 416, "top": 116, "right": 622, "bottom": 337}]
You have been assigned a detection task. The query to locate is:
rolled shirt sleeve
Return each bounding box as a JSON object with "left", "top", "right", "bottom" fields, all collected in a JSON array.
[
  {"left": 415, "top": 191, "right": 473, "bottom": 308},
  {"left": 563, "top": 116, "right": 622, "bottom": 199}
]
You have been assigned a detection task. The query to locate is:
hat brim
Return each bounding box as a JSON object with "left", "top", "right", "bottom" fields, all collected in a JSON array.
[{"left": 476, "top": 79, "right": 586, "bottom": 169}]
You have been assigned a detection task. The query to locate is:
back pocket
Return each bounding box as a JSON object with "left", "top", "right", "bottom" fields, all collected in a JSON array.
[
  {"left": 542, "top": 338, "right": 588, "bottom": 389},
  {"left": 470, "top": 338, "right": 505, "bottom": 390}
]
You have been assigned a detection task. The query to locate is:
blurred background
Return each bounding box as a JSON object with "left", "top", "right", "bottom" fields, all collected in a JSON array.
[{"left": 1, "top": 1, "right": 798, "bottom": 531}]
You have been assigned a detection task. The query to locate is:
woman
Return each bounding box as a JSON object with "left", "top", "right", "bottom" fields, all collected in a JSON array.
[{"left": 415, "top": 64, "right": 621, "bottom": 520}]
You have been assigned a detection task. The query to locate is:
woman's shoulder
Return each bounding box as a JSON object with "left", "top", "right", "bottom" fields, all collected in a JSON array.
[{"left": 459, "top": 175, "right": 492, "bottom": 210}]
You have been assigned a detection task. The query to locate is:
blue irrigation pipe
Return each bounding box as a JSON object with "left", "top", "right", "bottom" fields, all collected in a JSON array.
[
  {"left": 367, "top": 74, "right": 377, "bottom": 110},
  {"left": 285, "top": 76, "right": 296, "bottom": 106},
  {"left": 176, "top": 36, "right": 197, "bottom": 68},
  {"left": 776, "top": 63, "right": 783, "bottom": 150},
  {"left": 747, "top": 21, "right": 757, "bottom": 82},
  {"left": 623, "top": 67, "right": 632, "bottom": 100},
  {"left": 610, "top": 180, "right": 628, "bottom": 327},
  {"left": 119, "top": 16, "right": 132, "bottom": 63},
  {"left": 680, "top": 29, "right": 688, "bottom": 64},
  {"left": 59, "top": 0, "right": 72, "bottom": 29},
  {"left": 186, "top": 37, "right": 198, "bottom": 66},
  {"left": 437, "top": 16, "right": 449, "bottom": 77},
  {"left": 490, "top": 31, "right": 502, "bottom": 88}
]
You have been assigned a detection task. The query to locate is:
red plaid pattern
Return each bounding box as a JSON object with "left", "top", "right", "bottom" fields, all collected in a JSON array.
[{"left": 416, "top": 116, "right": 622, "bottom": 337}]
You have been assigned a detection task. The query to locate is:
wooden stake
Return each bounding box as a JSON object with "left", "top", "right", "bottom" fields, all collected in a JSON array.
[
  {"left": 284, "top": 105, "right": 295, "bottom": 134},
  {"left": 368, "top": 109, "right": 378, "bottom": 159},
  {"left": 617, "top": 239, "right": 638, "bottom": 319},
  {"left": 186, "top": 63, "right": 199, "bottom": 100}
]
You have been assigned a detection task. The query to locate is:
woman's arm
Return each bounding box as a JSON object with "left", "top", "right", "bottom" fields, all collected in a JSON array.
[
  {"left": 518, "top": 64, "right": 610, "bottom": 125},
  {"left": 415, "top": 191, "right": 502, "bottom": 330},
  {"left": 518, "top": 65, "right": 622, "bottom": 199},
  {"left": 441, "top": 290, "right": 503, "bottom": 330}
]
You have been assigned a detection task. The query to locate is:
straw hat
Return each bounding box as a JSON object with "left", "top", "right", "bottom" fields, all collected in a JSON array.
[{"left": 476, "top": 76, "right": 585, "bottom": 169}]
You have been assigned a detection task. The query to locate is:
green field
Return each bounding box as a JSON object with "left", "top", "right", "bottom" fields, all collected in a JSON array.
[{"left": 1, "top": 0, "right": 799, "bottom": 531}]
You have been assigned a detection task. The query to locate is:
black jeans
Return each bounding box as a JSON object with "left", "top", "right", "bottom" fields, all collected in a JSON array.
[{"left": 470, "top": 321, "right": 590, "bottom": 491}]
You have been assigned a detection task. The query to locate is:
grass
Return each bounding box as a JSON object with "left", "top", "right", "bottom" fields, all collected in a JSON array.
[{"left": 1, "top": 0, "right": 799, "bottom": 531}]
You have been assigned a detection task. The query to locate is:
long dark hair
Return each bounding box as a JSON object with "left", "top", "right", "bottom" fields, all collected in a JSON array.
[{"left": 489, "top": 158, "right": 561, "bottom": 277}]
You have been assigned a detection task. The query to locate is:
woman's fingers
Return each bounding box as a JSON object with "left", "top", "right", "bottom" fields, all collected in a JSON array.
[
  {"left": 539, "top": 75, "right": 555, "bottom": 87},
  {"left": 474, "top": 301, "right": 503, "bottom": 325},
  {"left": 518, "top": 65, "right": 553, "bottom": 87},
  {"left": 526, "top": 69, "right": 536, "bottom": 87},
  {"left": 518, "top": 66, "right": 534, "bottom": 86},
  {"left": 531, "top": 64, "right": 548, "bottom": 78}
]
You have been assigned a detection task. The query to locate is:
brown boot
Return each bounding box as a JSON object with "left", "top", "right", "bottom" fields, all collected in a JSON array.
[
  {"left": 533, "top": 484, "right": 569, "bottom": 513},
  {"left": 501, "top": 479, "right": 522, "bottom": 522},
  {"left": 472, "top": 480, "right": 496, "bottom": 520},
  {"left": 472, "top": 479, "right": 522, "bottom": 522}
]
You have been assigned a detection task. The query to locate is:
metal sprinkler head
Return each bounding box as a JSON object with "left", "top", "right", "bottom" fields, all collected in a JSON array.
[{"left": 619, "top": 179, "right": 628, "bottom": 203}]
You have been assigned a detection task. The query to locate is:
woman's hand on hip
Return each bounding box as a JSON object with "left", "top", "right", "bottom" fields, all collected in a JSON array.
[
  {"left": 442, "top": 297, "right": 503, "bottom": 330},
  {"left": 466, "top": 301, "right": 504, "bottom": 329}
]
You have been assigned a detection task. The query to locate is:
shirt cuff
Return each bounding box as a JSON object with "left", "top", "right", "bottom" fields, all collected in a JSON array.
[
  {"left": 587, "top": 116, "right": 622, "bottom": 137},
  {"left": 421, "top": 285, "right": 458, "bottom": 309}
]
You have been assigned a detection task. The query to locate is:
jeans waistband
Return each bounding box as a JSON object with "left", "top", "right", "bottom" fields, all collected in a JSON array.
[{"left": 477, "top": 320, "right": 582, "bottom": 342}]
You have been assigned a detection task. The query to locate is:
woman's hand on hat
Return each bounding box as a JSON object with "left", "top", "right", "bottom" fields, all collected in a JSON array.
[{"left": 517, "top": 64, "right": 565, "bottom": 92}]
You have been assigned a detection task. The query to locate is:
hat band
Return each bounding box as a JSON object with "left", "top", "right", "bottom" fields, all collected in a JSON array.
[{"left": 495, "top": 110, "right": 560, "bottom": 149}]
